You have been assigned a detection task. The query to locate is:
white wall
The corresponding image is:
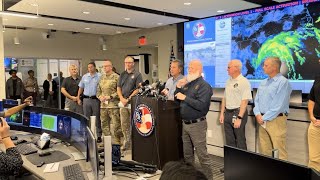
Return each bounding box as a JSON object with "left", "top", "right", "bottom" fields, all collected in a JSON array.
[{"left": 3, "top": 25, "right": 177, "bottom": 82}]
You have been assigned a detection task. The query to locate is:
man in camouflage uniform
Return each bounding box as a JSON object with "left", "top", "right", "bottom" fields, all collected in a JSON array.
[{"left": 97, "top": 60, "right": 122, "bottom": 145}]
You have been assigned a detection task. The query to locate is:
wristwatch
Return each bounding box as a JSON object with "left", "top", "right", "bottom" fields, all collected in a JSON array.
[{"left": 237, "top": 115, "right": 243, "bottom": 119}]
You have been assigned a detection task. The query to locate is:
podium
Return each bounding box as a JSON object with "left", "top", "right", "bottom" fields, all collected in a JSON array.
[{"left": 131, "top": 96, "right": 183, "bottom": 169}]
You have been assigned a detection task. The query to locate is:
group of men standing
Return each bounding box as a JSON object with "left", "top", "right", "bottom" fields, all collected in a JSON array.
[
  {"left": 61, "top": 56, "right": 142, "bottom": 150},
  {"left": 60, "top": 55, "right": 293, "bottom": 180}
]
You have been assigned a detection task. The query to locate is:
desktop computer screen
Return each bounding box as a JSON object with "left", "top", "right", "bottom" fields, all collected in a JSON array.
[
  {"left": 87, "top": 126, "right": 99, "bottom": 180},
  {"left": 57, "top": 115, "right": 71, "bottom": 138},
  {"left": 3, "top": 108, "right": 23, "bottom": 125},
  {"left": 42, "top": 114, "right": 58, "bottom": 132},
  {"left": 71, "top": 117, "right": 87, "bottom": 158},
  {"left": 29, "top": 112, "right": 42, "bottom": 128},
  {"left": 224, "top": 145, "right": 311, "bottom": 180}
]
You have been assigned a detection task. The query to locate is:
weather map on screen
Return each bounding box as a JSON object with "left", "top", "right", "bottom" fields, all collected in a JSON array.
[
  {"left": 42, "top": 114, "right": 58, "bottom": 132},
  {"left": 4, "top": 108, "right": 22, "bottom": 125},
  {"left": 29, "top": 112, "right": 42, "bottom": 128},
  {"left": 184, "top": 0, "right": 320, "bottom": 93}
]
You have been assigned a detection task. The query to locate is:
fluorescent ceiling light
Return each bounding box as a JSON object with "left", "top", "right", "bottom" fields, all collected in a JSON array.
[
  {"left": 83, "top": 11, "right": 90, "bottom": 14},
  {"left": 116, "top": 31, "right": 122, "bottom": 34},
  {"left": 85, "top": 27, "right": 91, "bottom": 30},
  {"left": 217, "top": 10, "right": 225, "bottom": 13},
  {"left": 0, "top": 11, "right": 39, "bottom": 19},
  {"left": 157, "top": 23, "right": 163, "bottom": 25},
  {"left": 48, "top": 23, "right": 54, "bottom": 26},
  {"left": 184, "top": 2, "right": 192, "bottom": 6},
  {"left": 124, "top": 17, "right": 130, "bottom": 21}
]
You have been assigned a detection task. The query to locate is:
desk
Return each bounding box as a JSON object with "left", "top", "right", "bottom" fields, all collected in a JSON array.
[{"left": 0, "top": 131, "right": 93, "bottom": 180}]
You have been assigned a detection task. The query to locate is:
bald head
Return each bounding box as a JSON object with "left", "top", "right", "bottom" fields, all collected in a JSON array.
[
  {"left": 229, "top": 59, "right": 242, "bottom": 71},
  {"left": 188, "top": 60, "right": 203, "bottom": 74}
]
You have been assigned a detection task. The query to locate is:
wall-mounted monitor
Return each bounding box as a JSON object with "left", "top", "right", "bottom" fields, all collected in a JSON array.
[{"left": 184, "top": 1, "right": 320, "bottom": 93}]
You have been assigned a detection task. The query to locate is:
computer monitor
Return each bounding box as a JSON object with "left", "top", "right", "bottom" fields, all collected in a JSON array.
[
  {"left": 29, "top": 111, "right": 42, "bottom": 128},
  {"left": 224, "top": 145, "right": 311, "bottom": 180},
  {"left": 0, "top": 100, "right": 3, "bottom": 111},
  {"left": 42, "top": 114, "right": 58, "bottom": 132},
  {"left": 87, "top": 126, "right": 99, "bottom": 180},
  {"left": 3, "top": 99, "right": 18, "bottom": 107},
  {"left": 57, "top": 115, "right": 71, "bottom": 138},
  {"left": 70, "top": 117, "right": 87, "bottom": 158},
  {"left": 3, "top": 108, "right": 23, "bottom": 125}
]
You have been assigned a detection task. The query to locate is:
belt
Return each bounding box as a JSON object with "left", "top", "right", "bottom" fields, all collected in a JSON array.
[
  {"left": 183, "top": 117, "right": 206, "bottom": 124},
  {"left": 225, "top": 108, "right": 239, "bottom": 112},
  {"left": 261, "top": 113, "right": 287, "bottom": 117},
  {"left": 83, "top": 95, "right": 98, "bottom": 99}
]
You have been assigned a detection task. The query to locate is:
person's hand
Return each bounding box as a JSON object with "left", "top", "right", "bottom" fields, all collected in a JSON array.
[
  {"left": 120, "top": 97, "right": 128, "bottom": 106},
  {"left": 70, "top": 96, "right": 77, "bottom": 102},
  {"left": 24, "top": 96, "right": 33, "bottom": 105},
  {"left": 219, "top": 114, "right": 224, "bottom": 124},
  {"left": 49, "top": 91, "right": 54, "bottom": 95},
  {"left": 234, "top": 119, "right": 242, "bottom": 128},
  {"left": 177, "top": 78, "right": 187, "bottom": 88},
  {"left": 99, "top": 96, "right": 106, "bottom": 102},
  {"left": 0, "top": 118, "right": 11, "bottom": 138},
  {"left": 311, "top": 116, "right": 320, "bottom": 127},
  {"left": 255, "top": 114, "right": 264, "bottom": 125},
  {"left": 161, "top": 88, "right": 169, "bottom": 96},
  {"left": 175, "top": 92, "right": 186, "bottom": 101},
  {"left": 77, "top": 97, "right": 82, "bottom": 105}
]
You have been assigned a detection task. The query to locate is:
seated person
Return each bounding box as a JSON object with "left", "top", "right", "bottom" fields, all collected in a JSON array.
[
  {"left": 160, "top": 161, "right": 208, "bottom": 180},
  {"left": 0, "top": 97, "right": 32, "bottom": 179}
]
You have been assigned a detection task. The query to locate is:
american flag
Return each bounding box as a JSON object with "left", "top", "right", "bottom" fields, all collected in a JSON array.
[{"left": 168, "top": 43, "right": 175, "bottom": 78}]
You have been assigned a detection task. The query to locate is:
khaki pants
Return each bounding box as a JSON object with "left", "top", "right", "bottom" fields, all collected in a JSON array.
[
  {"left": 308, "top": 123, "right": 320, "bottom": 172},
  {"left": 258, "top": 116, "right": 287, "bottom": 160}
]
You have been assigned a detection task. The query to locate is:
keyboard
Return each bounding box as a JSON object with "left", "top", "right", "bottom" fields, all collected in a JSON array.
[
  {"left": 63, "top": 163, "right": 85, "bottom": 180},
  {"left": 16, "top": 144, "right": 38, "bottom": 155}
]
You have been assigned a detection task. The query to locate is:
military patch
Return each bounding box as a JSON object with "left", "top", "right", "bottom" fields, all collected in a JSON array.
[{"left": 195, "top": 85, "right": 199, "bottom": 90}]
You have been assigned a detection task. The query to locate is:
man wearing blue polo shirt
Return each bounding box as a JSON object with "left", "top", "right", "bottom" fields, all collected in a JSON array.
[
  {"left": 77, "top": 62, "right": 102, "bottom": 142},
  {"left": 253, "top": 57, "right": 292, "bottom": 160}
]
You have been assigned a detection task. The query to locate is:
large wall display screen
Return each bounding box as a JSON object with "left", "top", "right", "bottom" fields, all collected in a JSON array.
[{"left": 184, "top": 0, "right": 320, "bottom": 93}]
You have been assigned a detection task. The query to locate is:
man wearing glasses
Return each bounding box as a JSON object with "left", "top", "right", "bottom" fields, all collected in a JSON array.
[{"left": 220, "top": 59, "right": 252, "bottom": 150}]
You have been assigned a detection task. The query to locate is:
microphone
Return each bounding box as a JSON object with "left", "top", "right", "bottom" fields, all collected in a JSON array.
[{"left": 140, "top": 80, "right": 149, "bottom": 87}]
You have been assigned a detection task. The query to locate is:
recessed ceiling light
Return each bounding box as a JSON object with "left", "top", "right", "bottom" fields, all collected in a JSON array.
[
  {"left": 85, "top": 27, "right": 90, "bottom": 30},
  {"left": 157, "top": 23, "right": 163, "bottom": 25},
  {"left": 83, "top": 11, "right": 90, "bottom": 14},
  {"left": 124, "top": 17, "right": 130, "bottom": 21},
  {"left": 184, "top": 2, "right": 192, "bottom": 6},
  {"left": 116, "top": 31, "right": 122, "bottom": 34},
  {"left": 217, "top": 10, "right": 225, "bottom": 13},
  {"left": 48, "top": 23, "right": 54, "bottom": 26}
]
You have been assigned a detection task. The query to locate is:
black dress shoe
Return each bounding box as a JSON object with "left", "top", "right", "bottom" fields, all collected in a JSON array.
[{"left": 97, "top": 137, "right": 102, "bottom": 143}]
